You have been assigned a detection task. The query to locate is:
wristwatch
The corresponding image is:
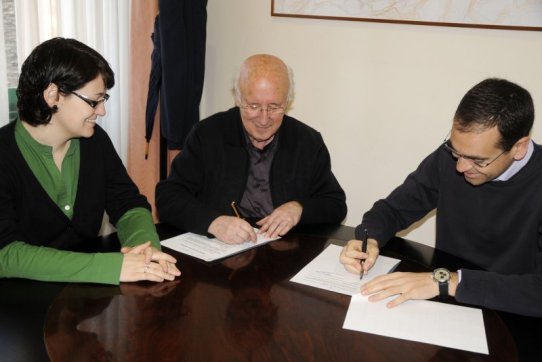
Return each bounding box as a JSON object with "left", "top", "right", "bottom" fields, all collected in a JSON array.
[{"left": 432, "top": 268, "right": 451, "bottom": 298}]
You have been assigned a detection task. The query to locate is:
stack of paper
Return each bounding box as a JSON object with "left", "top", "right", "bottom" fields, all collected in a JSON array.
[
  {"left": 290, "top": 244, "right": 400, "bottom": 295},
  {"left": 290, "top": 244, "right": 488, "bottom": 354},
  {"left": 161, "top": 229, "right": 279, "bottom": 262}
]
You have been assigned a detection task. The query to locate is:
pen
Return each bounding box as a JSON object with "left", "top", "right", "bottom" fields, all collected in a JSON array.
[
  {"left": 360, "top": 228, "right": 368, "bottom": 280},
  {"left": 231, "top": 201, "right": 243, "bottom": 219},
  {"left": 231, "top": 201, "right": 256, "bottom": 244}
]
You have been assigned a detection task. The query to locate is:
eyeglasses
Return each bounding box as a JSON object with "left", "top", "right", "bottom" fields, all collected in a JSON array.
[
  {"left": 66, "top": 90, "right": 110, "bottom": 109},
  {"left": 442, "top": 137, "right": 507, "bottom": 168},
  {"left": 240, "top": 103, "right": 285, "bottom": 116}
]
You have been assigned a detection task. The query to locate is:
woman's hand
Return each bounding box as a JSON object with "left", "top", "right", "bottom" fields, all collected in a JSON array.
[{"left": 120, "top": 241, "right": 181, "bottom": 282}]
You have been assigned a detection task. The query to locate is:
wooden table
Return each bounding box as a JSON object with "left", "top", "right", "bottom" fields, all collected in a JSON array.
[{"left": 35, "top": 224, "right": 518, "bottom": 361}]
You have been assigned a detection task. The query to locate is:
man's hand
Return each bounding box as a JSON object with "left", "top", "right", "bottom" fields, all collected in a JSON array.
[
  {"left": 361, "top": 271, "right": 458, "bottom": 308},
  {"left": 340, "top": 238, "right": 379, "bottom": 275},
  {"left": 208, "top": 216, "right": 257, "bottom": 244},
  {"left": 256, "top": 201, "right": 302, "bottom": 238}
]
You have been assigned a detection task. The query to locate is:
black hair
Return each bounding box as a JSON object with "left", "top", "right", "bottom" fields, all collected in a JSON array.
[
  {"left": 17, "top": 37, "right": 114, "bottom": 125},
  {"left": 454, "top": 78, "right": 534, "bottom": 151}
]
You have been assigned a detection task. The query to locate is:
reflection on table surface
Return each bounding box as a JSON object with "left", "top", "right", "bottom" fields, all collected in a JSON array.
[{"left": 40, "top": 224, "right": 517, "bottom": 362}]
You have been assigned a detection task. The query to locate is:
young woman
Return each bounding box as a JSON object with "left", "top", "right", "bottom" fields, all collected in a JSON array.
[{"left": 0, "top": 37, "right": 180, "bottom": 284}]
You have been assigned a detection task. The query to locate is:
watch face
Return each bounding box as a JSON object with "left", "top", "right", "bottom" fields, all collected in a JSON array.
[{"left": 433, "top": 268, "right": 450, "bottom": 283}]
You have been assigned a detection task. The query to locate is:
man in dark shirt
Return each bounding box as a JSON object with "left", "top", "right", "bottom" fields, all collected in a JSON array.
[
  {"left": 156, "top": 54, "right": 346, "bottom": 244},
  {"left": 340, "top": 78, "right": 542, "bottom": 319}
]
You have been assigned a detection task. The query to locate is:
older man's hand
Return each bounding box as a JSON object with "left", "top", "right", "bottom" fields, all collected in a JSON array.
[
  {"left": 256, "top": 201, "right": 302, "bottom": 238},
  {"left": 208, "top": 216, "right": 258, "bottom": 244}
]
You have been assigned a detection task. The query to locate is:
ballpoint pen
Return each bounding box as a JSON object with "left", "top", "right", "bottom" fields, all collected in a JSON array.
[
  {"left": 360, "top": 228, "right": 368, "bottom": 280},
  {"left": 231, "top": 201, "right": 243, "bottom": 219},
  {"left": 231, "top": 201, "right": 256, "bottom": 244}
]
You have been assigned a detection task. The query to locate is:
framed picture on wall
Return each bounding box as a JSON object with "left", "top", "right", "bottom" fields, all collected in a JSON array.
[{"left": 271, "top": 0, "right": 542, "bottom": 31}]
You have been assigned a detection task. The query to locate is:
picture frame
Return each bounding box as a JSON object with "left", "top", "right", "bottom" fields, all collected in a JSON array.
[{"left": 271, "top": 0, "right": 542, "bottom": 31}]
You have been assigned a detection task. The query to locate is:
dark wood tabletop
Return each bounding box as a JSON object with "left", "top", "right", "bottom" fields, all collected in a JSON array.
[
  {"left": 9, "top": 224, "right": 515, "bottom": 362},
  {"left": 3, "top": 224, "right": 538, "bottom": 361}
]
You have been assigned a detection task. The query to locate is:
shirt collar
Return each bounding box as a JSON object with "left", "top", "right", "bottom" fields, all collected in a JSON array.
[
  {"left": 15, "top": 119, "right": 79, "bottom": 158},
  {"left": 15, "top": 119, "right": 53, "bottom": 155},
  {"left": 494, "top": 140, "right": 534, "bottom": 182},
  {"left": 242, "top": 128, "right": 279, "bottom": 154}
]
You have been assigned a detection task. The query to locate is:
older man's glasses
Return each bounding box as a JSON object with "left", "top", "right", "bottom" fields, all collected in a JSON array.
[
  {"left": 240, "top": 104, "right": 285, "bottom": 116},
  {"left": 67, "top": 90, "right": 110, "bottom": 109},
  {"left": 442, "top": 137, "right": 507, "bottom": 168}
]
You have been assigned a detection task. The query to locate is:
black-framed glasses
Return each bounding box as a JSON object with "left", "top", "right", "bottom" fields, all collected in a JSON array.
[
  {"left": 240, "top": 103, "right": 285, "bottom": 116},
  {"left": 67, "top": 90, "right": 110, "bottom": 109},
  {"left": 442, "top": 137, "right": 507, "bottom": 168}
]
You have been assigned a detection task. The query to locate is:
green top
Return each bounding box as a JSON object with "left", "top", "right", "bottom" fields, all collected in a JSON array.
[{"left": 0, "top": 121, "right": 160, "bottom": 285}]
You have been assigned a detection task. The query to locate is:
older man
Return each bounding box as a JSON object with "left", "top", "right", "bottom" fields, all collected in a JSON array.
[{"left": 156, "top": 54, "right": 346, "bottom": 244}]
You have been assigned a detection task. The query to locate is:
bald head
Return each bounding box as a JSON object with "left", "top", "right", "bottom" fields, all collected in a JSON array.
[
  {"left": 233, "top": 55, "right": 293, "bottom": 149},
  {"left": 234, "top": 54, "right": 293, "bottom": 106}
]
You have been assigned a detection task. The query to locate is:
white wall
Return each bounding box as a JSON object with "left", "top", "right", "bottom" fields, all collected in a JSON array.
[{"left": 201, "top": 1, "right": 542, "bottom": 247}]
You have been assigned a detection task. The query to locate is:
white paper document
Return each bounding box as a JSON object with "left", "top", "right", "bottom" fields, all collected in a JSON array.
[
  {"left": 290, "top": 244, "right": 401, "bottom": 295},
  {"left": 160, "top": 229, "right": 279, "bottom": 262},
  {"left": 344, "top": 294, "right": 488, "bottom": 354}
]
